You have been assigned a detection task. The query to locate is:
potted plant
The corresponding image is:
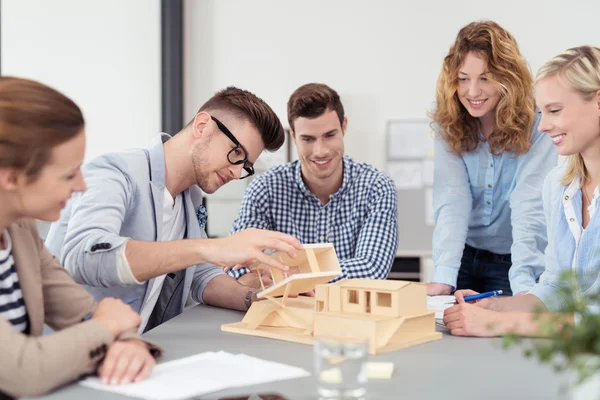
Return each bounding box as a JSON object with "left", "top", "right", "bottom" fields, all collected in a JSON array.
[{"left": 503, "top": 271, "right": 600, "bottom": 399}]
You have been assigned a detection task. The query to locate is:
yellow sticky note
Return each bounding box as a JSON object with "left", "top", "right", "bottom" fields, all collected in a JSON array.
[
  {"left": 366, "top": 362, "right": 394, "bottom": 379},
  {"left": 319, "top": 367, "right": 343, "bottom": 384}
]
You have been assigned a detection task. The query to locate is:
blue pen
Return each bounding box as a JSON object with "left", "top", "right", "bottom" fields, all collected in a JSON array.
[
  {"left": 82, "top": 297, "right": 140, "bottom": 321},
  {"left": 463, "top": 290, "right": 503, "bottom": 302}
]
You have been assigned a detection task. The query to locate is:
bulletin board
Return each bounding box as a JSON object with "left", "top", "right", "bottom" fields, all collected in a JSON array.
[{"left": 385, "top": 120, "right": 435, "bottom": 255}]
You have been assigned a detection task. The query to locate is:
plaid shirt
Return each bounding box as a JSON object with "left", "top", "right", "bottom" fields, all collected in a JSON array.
[{"left": 228, "top": 155, "right": 398, "bottom": 281}]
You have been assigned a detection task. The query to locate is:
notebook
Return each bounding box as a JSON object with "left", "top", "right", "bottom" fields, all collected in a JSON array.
[{"left": 427, "top": 295, "right": 455, "bottom": 319}]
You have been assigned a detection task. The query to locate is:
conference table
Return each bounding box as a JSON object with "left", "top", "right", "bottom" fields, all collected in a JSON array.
[{"left": 32, "top": 304, "right": 568, "bottom": 400}]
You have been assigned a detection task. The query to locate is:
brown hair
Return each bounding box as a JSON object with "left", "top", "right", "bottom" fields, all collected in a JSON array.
[
  {"left": 0, "top": 76, "right": 84, "bottom": 181},
  {"left": 198, "top": 86, "right": 284, "bottom": 151},
  {"left": 432, "top": 21, "right": 534, "bottom": 156},
  {"left": 535, "top": 46, "right": 600, "bottom": 185},
  {"left": 287, "top": 83, "right": 345, "bottom": 131}
]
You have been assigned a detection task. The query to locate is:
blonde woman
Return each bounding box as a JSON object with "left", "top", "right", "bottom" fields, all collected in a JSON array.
[
  {"left": 445, "top": 46, "right": 600, "bottom": 336},
  {"left": 0, "top": 77, "right": 160, "bottom": 397},
  {"left": 428, "top": 21, "right": 557, "bottom": 297}
]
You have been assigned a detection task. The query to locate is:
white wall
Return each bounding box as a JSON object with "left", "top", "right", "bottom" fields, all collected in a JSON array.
[
  {"left": 1, "top": 0, "right": 161, "bottom": 162},
  {"left": 184, "top": 0, "right": 599, "bottom": 169},
  {"left": 2, "top": 0, "right": 161, "bottom": 238},
  {"left": 184, "top": 0, "right": 600, "bottom": 237}
]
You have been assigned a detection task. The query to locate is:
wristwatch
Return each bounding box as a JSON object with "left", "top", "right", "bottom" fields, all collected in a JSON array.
[{"left": 244, "top": 289, "right": 256, "bottom": 310}]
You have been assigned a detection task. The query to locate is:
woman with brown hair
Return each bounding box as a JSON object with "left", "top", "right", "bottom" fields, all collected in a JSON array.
[
  {"left": 0, "top": 77, "right": 160, "bottom": 398},
  {"left": 427, "top": 21, "right": 557, "bottom": 297}
]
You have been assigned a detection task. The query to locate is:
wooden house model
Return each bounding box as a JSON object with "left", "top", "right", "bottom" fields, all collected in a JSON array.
[{"left": 221, "top": 244, "right": 441, "bottom": 354}]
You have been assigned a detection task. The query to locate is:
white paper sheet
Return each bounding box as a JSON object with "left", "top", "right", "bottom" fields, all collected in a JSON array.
[
  {"left": 427, "top": 295, "right": 455, "bottom": 319},
  {"left": 80, "top": 351, "right": 310, "bottom": 400}
]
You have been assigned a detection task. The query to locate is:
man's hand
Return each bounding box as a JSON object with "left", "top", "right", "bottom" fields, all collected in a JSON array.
[
  {"left": 92, "top": 298, "right": 142, "bottom": 338},
  {"left": 238, "top": 271, "right": 274, "bottom": 289},
  {"left": 426, "top": 282, "right": 453, "bottom": 296},
  {"left": 443, "top": 302, "right": 506, "bottom": 337},
  {"left": 97, "top": 340, "right": 155, "bottom": 385},
  {"left": 206, "top": 228, "right": 303, "bottom": 272}
]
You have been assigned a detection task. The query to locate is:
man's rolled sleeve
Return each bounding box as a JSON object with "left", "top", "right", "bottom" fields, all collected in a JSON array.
[
  {"left": 189, "top": 264, "right": 227, "bottom": 304},
  {"left": 47, "top": 159, "right": 135, "bottom": 288}
]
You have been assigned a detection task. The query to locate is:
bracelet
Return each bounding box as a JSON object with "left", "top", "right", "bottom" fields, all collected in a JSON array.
[{"left": 244, "top": 289, "right": 255, "bottom": 310}]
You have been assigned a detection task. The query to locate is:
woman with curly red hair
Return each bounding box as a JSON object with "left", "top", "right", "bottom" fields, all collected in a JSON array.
[{"left": 427, "top": 21, "right": 557, "bottom": 297}]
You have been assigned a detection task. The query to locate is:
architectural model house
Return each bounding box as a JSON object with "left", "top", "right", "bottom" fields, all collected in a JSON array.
[
  {"left": 313, "top": 279, "right": 441, "bottom": 354},
  {"left": 221, "top": 244, "right": 441, "bottom": 354}
]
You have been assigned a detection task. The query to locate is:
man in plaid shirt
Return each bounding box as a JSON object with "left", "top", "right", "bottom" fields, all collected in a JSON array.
[{"left": 226, "top": 83, "right": 398, "bottom": 288}]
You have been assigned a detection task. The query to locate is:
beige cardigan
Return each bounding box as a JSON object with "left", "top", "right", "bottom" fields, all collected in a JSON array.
[{"left": 0, "top": 219, "right": 162, "bottom": 397}]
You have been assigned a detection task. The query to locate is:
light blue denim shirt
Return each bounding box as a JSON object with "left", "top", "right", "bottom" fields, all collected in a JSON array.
[
  {"left": 530, "top": 165, "right": 600, "bottom": 311},
  {"left": 432, "top": 118, "right": 558, "bottom": 294}
]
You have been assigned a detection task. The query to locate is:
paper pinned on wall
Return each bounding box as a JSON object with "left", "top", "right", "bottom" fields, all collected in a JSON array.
[
  {"left": 387, "top": 161, "right": 423, "bottom": 189},
  {"left": 426, "top": 132, "right": 435, "bottom": 158},
  {"left": 387, "top": 120, "right": 432, "bottom": 159},
  {"left": 253, "top": 132, "right": 290, "bottom": 171},
  {"left": 422, "top": 158, "right": 434, "bottom": 185},
  {"left": 253, "top": 148, "right": 288, "bottom": 171},
  {"left": 425, "top": 188, "right": 434, "bottom": 226}
]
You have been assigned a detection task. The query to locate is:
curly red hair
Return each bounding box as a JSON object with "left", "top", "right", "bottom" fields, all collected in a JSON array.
[{"left": 432, "top": 21, "right": 535, "bottom": 156}]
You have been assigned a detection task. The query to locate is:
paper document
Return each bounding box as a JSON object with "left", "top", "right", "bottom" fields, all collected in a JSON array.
[
  {"left": 80, "top": 351, "right": 310, "bottom": 400},
  {"left": 387, "top": 120, "right": 432, "bottom": 158},
  {"left": 424, "top": 188, "right": 434, "bottom": 226},
  {"left": 427, "top": 295, "right": 455, "bottom": 319}
]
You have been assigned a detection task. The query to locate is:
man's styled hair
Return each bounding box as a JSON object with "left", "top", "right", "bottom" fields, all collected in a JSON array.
[
  {"left": 198, "top": 87, "right": 284, "bottom": 151},
  {"left": 287, "top": 83, "right": 345, "bottom": 131}
]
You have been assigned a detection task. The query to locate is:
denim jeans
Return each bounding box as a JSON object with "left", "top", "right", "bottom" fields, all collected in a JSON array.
[{"left": 455, "top": 244, "right": 513, "bottom": 296}]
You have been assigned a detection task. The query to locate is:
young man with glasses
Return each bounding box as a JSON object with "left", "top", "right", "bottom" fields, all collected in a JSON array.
[
  {"left": 226, "top": 83, "right": 399, "bottom": 289},
  {"left": 45, "top": 87, "right": 302, "bottom": 332}
]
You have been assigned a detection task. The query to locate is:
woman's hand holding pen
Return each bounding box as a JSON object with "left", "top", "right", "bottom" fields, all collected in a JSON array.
[
  {"left": 453, "top": 289, "right": 499, "bottom": 311},
  {"left": 442, "top": 302, "right": 504, "bottom": 337},
  {"left": 443, "top": 290, "right": 505, "bottom": 337}
]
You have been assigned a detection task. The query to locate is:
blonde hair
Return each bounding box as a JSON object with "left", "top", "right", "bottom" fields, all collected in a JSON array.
[
  {"left": 536, "top": 46, "right": 600, "bottom": 185},
  {"left": 432, "top": 21, "right": 534, "bottom": 156}
]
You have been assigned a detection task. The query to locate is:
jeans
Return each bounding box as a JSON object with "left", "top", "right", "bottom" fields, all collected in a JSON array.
[{"left": 455, "top": 244, "right": 513, "bottom": 296}]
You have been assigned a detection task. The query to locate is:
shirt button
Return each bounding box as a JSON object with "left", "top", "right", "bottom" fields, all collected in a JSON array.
[
  {"left": 570, "top": 218, "right": 575, "bottom": 222},
  {"left": 488, "top": 184, "right": 492, "bottom": 189},
  {"left": 320, "top": 235, "right": 325, "bottom": 241},
  {"left": 490, "top": 163, "right": 493, "bottom": 167},
  {"left": 565, "top": 195, "right": 570, "bottom": 201},
  {"left": 487, "top": 201, "right": 491, "bottom": 205}
]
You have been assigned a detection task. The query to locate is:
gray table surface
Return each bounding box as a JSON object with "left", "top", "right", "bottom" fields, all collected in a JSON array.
[{"left": 31, "top": 304, "right": 569, "bottom": 400}]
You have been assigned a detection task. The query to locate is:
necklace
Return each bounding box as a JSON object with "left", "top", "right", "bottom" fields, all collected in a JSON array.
[
  {"left": 582, "top": 180, "right": 597, "bottom": 219},
  {"left": 583, "top": 184, "right": 592, "bottom": 207}
]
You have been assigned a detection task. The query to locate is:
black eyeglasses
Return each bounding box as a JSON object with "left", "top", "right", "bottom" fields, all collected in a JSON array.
[{"left": 211, "top": 116, "right": 255, "bottom": 179}]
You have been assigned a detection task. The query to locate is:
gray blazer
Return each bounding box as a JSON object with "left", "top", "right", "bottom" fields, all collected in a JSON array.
[{"left": 45, "top": 133, "right": 224, "bottom": 322}]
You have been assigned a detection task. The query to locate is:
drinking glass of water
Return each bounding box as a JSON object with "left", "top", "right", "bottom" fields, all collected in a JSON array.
[{"left": 313, "top": 336, "right": 368, "bottom": 399}]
